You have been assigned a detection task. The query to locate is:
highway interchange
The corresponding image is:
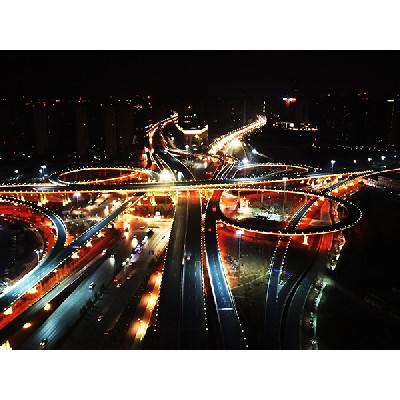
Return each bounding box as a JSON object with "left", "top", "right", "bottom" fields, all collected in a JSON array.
[{"left": 1, "top": 113, "right": 399, "bottom": 350}]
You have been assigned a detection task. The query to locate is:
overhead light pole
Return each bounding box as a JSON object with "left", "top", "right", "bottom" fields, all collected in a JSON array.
[
  {"left": 236, "top": 229, "right": 244, "bottom": 280},
  {"left": 282, "top": 177, "right": 288, "bottom": 220}
]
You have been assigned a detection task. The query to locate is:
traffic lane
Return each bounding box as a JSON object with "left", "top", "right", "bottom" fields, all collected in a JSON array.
[
  {"left": 283, "top": 233, "right": 332, "bottom": 350},
  {"left": 18, "top": 226, "right": 138, "bottom": 349},
  {"left": 181, "top": 191, "right": 206, "bottom": 347},
  {"left": 0, "top": 197, "right": 67, "bottom": 311},
  {"left": 204, "top": 191, "right": 246, "bottom": 349},
  {"left": 0, "top": 196, "right": 132, "bottom": 312},
  {"left": 3, "top": 250, "right": 108, "bottom": 348},
  {"left": 155, "top": 191, "right": 188, "bottom": 347},
  {"left": 19, "top": 255, "right": 120, "bottom": 349},
  {"left": 265, "top": 238, "right": 290, "bottom": 349},
  {"left": 59, "top": 224, "right": 171, "bottom": 349}
]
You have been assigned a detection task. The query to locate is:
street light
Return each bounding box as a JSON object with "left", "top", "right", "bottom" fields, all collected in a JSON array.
[
  {"left": 330, "top": 160, "right": 336, "bottom": 172},
  {"left": 381, "top": 155, "right": 386, "bottom": 161},
  {"left": 34, "top": 249, "right": 42, "bottom": 265},
  {"left": 40, "top": 165, "right": 46, "bottom": 180},
  {"left": 73, "top": 192, "right": 81, "bottom": 208},
  {"left": 236, "top": 229, "right": 244, "bottom": 280},
  {"left": 368, "top": 157, "right": 372, "bottom": 162},
  {"left": 282, "top": 177, "right": 288, "bottom": 219}
]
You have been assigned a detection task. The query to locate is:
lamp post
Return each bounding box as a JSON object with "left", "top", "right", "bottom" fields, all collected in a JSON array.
[
  {"left": 282, "top": 177, "right": 288, "bottom": 220},
  {"left": 331, "top": 160, "right": 336, "bottom": 172},
  {"left": 41, "top": 165, "right": 46, "bottom": 181},
  {"left": 73, "top": 192, "right": 81, "bottom": 208},
  {"left": 185, "top": 144, "right": 189, "bottom": 162},
  {"left": 236, "top": 229, "right": 244, "bottom": 280},
  {"left": 34, "top": 249, "right": 42, "bottom": 265}
]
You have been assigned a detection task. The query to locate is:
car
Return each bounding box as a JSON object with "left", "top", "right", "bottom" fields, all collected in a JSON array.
[
  {"left": 89, "top": 282, "right": 96, "bottom": 289},
  {"left": 97, "top": 315, "right": 104, "bottom": 322},
  {"left": 133, "top": 246, "right": 142, "bottom": 254},
  {"left": 116, "top": 283, "right": 121, "bottom": 288},
  {"left": 140, "top": 225, "right": 145, "bottom": 229},
  {"left": 104, "top": 329, "right": 111, "bottom": 335},
  {"left": 113, "top": 278, "right": 119, "bottom": 283},
  {"left": 39, "top": 338, "right": 48, "bottom": 348},
  {"left": 126, "top": 274, "right": 132, "bottom": 280}
]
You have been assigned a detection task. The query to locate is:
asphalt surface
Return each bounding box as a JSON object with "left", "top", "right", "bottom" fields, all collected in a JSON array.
[
  {"left": 204, "top": 190, "right": 246, "bottom": 349},
  {"left": 181, "top": 190, "right": 207, "bottom": 349},
  {"left": 155, "top": 191, "right": 188, "bottom": 348},
  {"left": 0, "top": 196, "right": 67, "bottom": 312},
  {"left": 58, "top": 223, "right": 171, "bottom": 350}
]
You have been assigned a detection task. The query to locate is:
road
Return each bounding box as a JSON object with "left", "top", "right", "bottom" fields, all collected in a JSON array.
[
  {"left": 0, "top": 195, "right": 67, "bottom": 312},
  {"left": 0, "top": 195, "right": 139, "bottom": 313},
  {"left": 204, "top": 190, "right": 247, "bottom": 349},
  {"left": 181, "top": 190, "right": 207, "bottom": 349},
  {"left": 19, "top": 221, "right": 171, "bottom": 349}
]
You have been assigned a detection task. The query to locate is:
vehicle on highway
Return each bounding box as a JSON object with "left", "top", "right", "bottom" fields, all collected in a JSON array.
[
  {"left": 116, "top": 283, "right": 121, "bottom": 288},
  {"left": 39, "top": 338, "right": 48, "bottom": 348},
  {"left": 140, "top": 225, "right": 145, "bottom": 229},
  {"left": 89, "top": 282, "right": 96, "bottom": 289},
  {"left": 133, "top": 245, "right": 142, "bottom": 254},
  {"left": 97, "top": 315, "right": 104, "bottom": 322},
  {"left": 126, "top": 274, "right": 132, "bottom": 279}
]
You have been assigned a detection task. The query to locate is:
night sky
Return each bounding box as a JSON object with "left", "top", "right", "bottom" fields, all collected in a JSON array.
[{"left": 1, "top": 50, "right": 400, "bottom": 98}]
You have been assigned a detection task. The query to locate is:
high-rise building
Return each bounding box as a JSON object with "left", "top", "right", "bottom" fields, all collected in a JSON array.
[{"left": 103, "top": 104, "right": 117, "bottom": 156}]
